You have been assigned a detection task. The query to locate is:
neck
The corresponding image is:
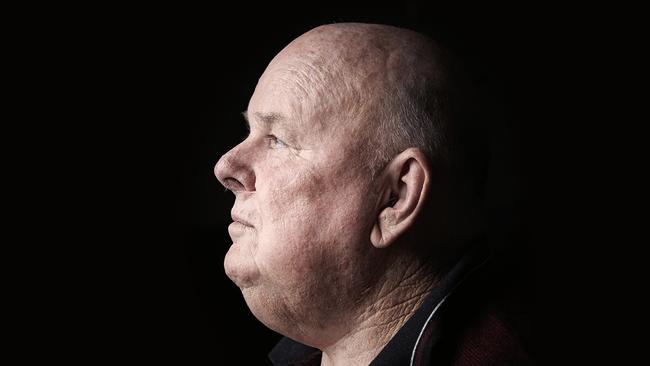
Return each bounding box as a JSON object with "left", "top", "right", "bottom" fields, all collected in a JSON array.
[{"left": 319, "top": 259, "right": 438, "bottom": 366}]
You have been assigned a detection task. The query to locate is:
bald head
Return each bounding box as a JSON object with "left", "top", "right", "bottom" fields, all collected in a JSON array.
[
  {"left": 273, "top": 22, "right": 444, "bottom": 84},
  {"left": 258, "top": 23, "right": 471, "bottom": 176}
]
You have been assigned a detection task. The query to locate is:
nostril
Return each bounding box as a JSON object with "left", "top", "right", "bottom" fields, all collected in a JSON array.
[{"left": 222, "top": 177, "right": 245, "bottom": 192}]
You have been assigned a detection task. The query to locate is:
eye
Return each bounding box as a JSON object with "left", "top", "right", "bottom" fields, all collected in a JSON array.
[{"left": 266, "top": 135, "right": 287, "bottom": 149}]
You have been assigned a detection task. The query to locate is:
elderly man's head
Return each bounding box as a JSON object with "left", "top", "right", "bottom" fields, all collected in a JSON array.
[{"left": 215, "top": 23, "right": 485, "bottom": 350}]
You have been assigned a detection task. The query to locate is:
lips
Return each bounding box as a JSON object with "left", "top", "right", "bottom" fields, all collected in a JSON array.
[
  {"left": 228, "top": 218, "right": 254, "bottom": 238},
  {"left": 231, "top": 213, "right": 254, "bottom": 228}
]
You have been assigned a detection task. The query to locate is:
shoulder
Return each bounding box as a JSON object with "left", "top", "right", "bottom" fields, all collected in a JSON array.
[{"left": 418, "top": 256, "right": 534, "bottom": 366}]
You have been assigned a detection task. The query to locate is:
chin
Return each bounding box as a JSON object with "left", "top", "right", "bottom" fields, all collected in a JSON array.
[{"left": 224, "top": 243, "right": 260, "bottom": 288}]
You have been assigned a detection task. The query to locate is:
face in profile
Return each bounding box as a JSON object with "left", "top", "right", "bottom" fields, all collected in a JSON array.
[{"left": 214, "top": 49, "right": 383, "bottom": 339}]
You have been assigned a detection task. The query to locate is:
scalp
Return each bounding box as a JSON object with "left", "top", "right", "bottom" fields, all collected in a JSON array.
[{"left": 255, "top": 23, "right": 472, "bottom": 178}]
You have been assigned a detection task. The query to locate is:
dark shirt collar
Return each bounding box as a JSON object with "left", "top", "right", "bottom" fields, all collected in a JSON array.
[{"left": 269, "top": 244, "right": 488, "bottom": 366}]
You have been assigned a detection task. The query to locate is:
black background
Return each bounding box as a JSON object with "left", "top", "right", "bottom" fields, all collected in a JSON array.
[{"left": 31, "top": 2, "right": 550, "bottom": 364}]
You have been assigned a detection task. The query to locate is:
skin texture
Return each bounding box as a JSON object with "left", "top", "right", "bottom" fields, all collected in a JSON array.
[{"left": 215, "top": 23, "right": 453, "bottom": 365}]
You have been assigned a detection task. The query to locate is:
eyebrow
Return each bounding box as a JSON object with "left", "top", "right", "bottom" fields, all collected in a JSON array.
[{"left": 241, "top": 111, "right": 287, "bottom": 129}]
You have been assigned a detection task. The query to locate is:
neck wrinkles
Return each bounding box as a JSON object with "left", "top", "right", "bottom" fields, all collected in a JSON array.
[{"left": 320, "top": 259, "right": 439, "bottom": 366}]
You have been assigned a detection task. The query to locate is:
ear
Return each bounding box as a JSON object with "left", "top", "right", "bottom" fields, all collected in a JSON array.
[{"left": 370, "top": 148, "right": 431, "bottom": 248}]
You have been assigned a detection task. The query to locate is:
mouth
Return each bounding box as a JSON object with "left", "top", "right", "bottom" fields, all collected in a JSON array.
[
  {"left": 228, "top": 219, "right": 254, "bottom": 238},
  {"left": 231, "top": 214, "right": 254, "bottom": 228}
]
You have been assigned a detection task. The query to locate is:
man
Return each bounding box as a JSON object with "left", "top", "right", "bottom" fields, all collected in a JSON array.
[{"left": 215, "top": 23, "right": 531, "bottom": 365}]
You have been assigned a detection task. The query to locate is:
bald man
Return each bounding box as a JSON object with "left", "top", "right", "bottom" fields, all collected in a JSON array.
[{"left": 215, "top": 23, "right": 531, "bottom": 366}]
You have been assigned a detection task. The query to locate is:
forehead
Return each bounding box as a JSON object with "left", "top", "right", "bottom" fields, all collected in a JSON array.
[{"left": 247, "top": 56, "right": 353, "bottom": 133}]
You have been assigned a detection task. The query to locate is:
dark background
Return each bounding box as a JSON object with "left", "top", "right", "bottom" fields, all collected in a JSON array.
[{"left": 32, "top": 2, "right": 548, "bottom": 364}]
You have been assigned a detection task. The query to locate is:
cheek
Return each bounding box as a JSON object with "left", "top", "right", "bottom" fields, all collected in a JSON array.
[
  {"left": 258, "top": 157, "right": 328, "bottom": 228},
  {"left": 253, "top": 161, "right": 372, "bottom": 283},
  {"left": 255, "top": 167, "right": 326, "bottom": 263}
]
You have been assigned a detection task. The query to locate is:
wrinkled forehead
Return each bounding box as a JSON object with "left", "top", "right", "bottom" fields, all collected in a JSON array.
[
  {"left": 249, "top": 65, "right": 318, "bottom": 129},
  {"left": 247, "top": 52, "right": 368, "bottom": 138}
]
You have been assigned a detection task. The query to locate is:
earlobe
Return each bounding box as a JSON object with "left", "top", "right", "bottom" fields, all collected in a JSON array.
[
  {"left": 370, "top": 148, "right": 430, "bottom": 249},
  {"left": 371, "top": 208, "right": 397, "bottom": 248}
]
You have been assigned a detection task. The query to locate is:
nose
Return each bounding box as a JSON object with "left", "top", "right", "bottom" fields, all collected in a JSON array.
[{"left": 214, "top": 143, "right": 256, "bottom": 193}]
